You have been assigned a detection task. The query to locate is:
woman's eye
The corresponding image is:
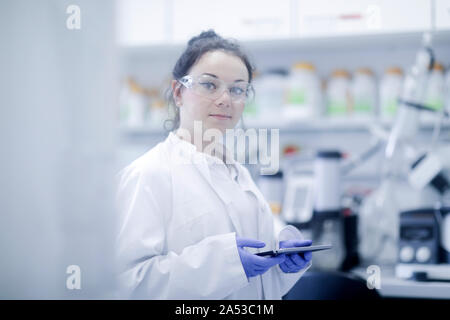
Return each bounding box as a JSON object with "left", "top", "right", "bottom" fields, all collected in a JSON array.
[
  {"left": 200, "top": 82, "right": 216, "bottom": 90},
  {"left": 230, "top": 87, "right": 244, "bottom": 95}
]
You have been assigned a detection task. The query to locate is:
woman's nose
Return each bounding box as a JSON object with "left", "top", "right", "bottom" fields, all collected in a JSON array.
[{"left": 214, "top": 89, "right": 232, "bottom": 107}]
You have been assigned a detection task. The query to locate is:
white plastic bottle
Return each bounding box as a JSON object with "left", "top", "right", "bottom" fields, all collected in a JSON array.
[
  {"left": 379, "top": 67, "right": 404, "bottom": 122},
  {"left": 119, "top": 78, "right": 131, "bottom": 125},
  {"left": 423, "top": 62, "right": 446, "bottom": 123},
  {"left": 257, "top": 69, "right": 288, "bottom": 126},
  {"left": 314, "top": 150, "right": 342, "bottom": 212},
  {"left": 125, "top": 78, "right": 147, "bottom": 127},
  {"left": 326, "top": 69, "right": 351, "bottom": 118},
  {"left": 446, "top": 68, "right": 450, "bottom": 113},
  {"left": 148, "top": 98, "right": 167, "bottom": 130},
  {"left": 284, "top": 62, "right": 322, "bottom": 122},
  {"left": 242, "top": 71, "right": 261, "bottom": 124},
  {"left": 351, "top": 67, "right": 377, "bottom": 119}
]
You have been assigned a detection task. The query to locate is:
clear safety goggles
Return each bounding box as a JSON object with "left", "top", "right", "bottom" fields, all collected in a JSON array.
[{"left": 178, "top": 74, "right": 254, "bottom": 103}]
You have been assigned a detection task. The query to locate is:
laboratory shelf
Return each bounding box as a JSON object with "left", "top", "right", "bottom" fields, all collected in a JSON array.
[
  {"left": 119, "top": 125, "right": 169, "bottom": 137},
  {"left": 119, "top": 118, "right": 449, "bottom": 138},
  {"left": 244, "top": 118, "right": 386, "bottom": 132},
  {"left": 120, "top": 30, "right": 450, "bottom": 60}
]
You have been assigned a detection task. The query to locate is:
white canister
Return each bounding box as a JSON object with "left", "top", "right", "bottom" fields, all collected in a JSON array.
[
  {"left": 257, "top": 69, "right": 288, "bottom": 124},
  {"left": 243, "top": 71, "right": 261, "bottom": 122},
  {"left": 284, "top": 62, "right": 322, "bottom": 121},
  {"left": 314, "top": 150, "right": 342, "bottom": 212},
  {"left": 351, "top": 67, "right": 377, "bottom": 119},
  {"left": 379, "top": 67, "right": 404, "bottom": 121},
  {"left": 326, "top": 69, "right": 351, "bottom": 118},
  {"left": 258, "top": 171, "right": 284, "bottom": 215},
  {"left": 125, "top": 78, "right": 147, "bottom": 127},
  {"left": 445, "top": 68, "right": 450, "bottom": 114},
  {"left": 423, "top": 62, "right": 446, "bottom": 123}
]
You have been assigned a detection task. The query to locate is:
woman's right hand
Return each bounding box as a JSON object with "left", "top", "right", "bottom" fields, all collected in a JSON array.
[{"left": 236, "top": 236, "right": 286, "bottom": 279}]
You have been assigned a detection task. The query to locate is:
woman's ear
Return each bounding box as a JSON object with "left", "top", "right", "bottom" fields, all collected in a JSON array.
[{"left": 171, "top": 80, "right": 182, "bottom": 107}]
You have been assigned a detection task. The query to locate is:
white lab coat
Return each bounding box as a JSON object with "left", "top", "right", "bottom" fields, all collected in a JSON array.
[{"left": 115, "top": 132, "right": 311, "bottom": 299}]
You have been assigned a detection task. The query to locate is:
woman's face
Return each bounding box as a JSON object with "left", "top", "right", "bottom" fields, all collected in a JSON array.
[{"left": 172, "top": 50, "right": 249, "bottom": 134}]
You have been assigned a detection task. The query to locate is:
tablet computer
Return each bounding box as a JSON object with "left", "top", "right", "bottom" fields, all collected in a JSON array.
[{"left": 256, "top": 244, "right": 332, "bottom": 257}]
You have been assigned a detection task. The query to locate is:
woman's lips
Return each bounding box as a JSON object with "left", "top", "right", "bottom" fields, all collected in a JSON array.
[{"left": 209, "top": 114, "right": 231, "bottom": 119}]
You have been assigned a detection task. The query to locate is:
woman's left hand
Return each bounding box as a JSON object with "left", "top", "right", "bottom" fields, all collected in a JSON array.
[{"left": 278, "top": 239, "right": 313, "bottom": 273}]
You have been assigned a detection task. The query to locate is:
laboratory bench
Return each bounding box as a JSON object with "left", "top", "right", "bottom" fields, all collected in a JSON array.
[{"left": 350, "top": 266, "right": 450, "bottom": 300}]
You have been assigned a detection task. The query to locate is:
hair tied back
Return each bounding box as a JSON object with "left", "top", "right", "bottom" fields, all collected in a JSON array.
[{"left": 187, "top": 30, "right": 219, "bottom": 46}]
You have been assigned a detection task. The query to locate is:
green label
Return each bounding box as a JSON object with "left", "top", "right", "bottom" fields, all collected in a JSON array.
[
  {"left": 425, "top": 98, "right": 444, "bottom": 111},
  {"left": 327, "top": 102, "right": 347, "bottom": 115},
  {"left": 244, "top": 101, "right": 258, "bottom": 116},
  {"left": 353, "top": 99, "right": 373, "bottom": 113},
  {"left": 384, "top": 100, "right": 398, "bottom": 115},
  {"left": 287, "top": 89, "right": 306, "bottom": 105}
]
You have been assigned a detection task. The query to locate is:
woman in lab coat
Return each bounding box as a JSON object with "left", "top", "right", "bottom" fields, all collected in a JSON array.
[{"left": 115, "top": 30, "right": 312, "bottom": 299}]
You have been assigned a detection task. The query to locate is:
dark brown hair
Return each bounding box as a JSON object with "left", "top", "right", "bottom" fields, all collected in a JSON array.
[{"left": 164, "top": 29, "right": 254, "bottom": 131}]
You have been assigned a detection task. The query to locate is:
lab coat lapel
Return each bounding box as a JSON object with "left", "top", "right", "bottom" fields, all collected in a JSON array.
[
  {"left": 191, "top": 156, "right": 244, "bottom": 236},
  {"left": 238, "top": 167, "right": 275, "bottom": 247},
  {"left": 238, "top": 167, "right": 279, "bottom": 299}
]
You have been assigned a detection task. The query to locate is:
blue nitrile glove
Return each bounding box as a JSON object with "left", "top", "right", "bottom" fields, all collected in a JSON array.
[
  {"left": 278, "top": 239, "right": 313, "bottom": 273},
  {"left": 236, "top": 236, "right": 286, "bottom": 279}
]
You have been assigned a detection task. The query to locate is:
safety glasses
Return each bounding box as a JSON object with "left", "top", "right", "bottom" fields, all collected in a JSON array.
[{"left": 178, "top": 74, "right": 254, "bottom": 103}]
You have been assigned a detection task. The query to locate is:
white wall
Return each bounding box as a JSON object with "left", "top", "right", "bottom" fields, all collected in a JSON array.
[{"left": 0, "top": 0, "right": 118, "bottom": 299}]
